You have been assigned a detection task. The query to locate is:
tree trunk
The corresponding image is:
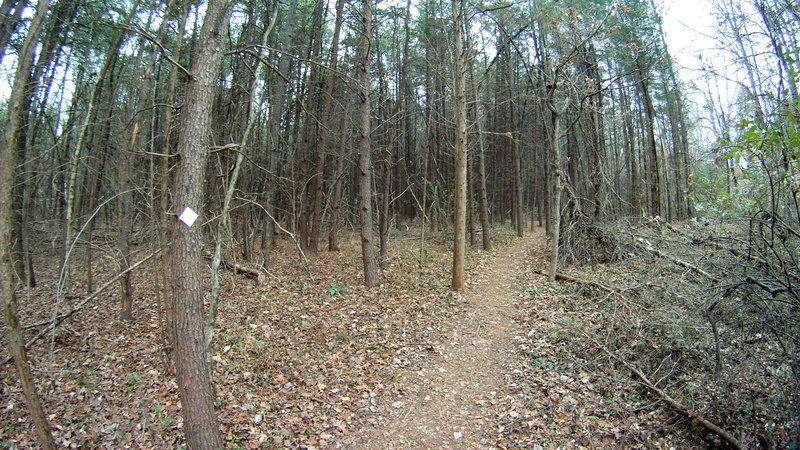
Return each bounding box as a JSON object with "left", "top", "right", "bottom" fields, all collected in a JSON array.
[
  {"left": 0, "top": 0, "right": 55, "bottom": 447},
  {"left": 0, "top": 0, "right": 26, "bottom": 66},
  {"left": 305, "top": 0, "right": 326, "bottom": 254},
  {"left": 117, "top": 126, "right": 134, "bottom": 321},
  {"left": 263, "top": 0, "right": 298, "bottom": 265},
  {"left": 469, "top": 63, "right": 491, "bottom": 251},
  {"left": 118, "top": 5, "right": 166, "bottom": 320},
  {"left": 513, "top": 135, "right": 524, "bottom": 237},
  {"left": 311, "top": 0, "right": 345, "bottom": 255},
  {"left": 380, "top": 148, "right": 392, "bottom": 263},
  {"left": 328, "top": 104, "right": 350, "bottom": 252},
  {"left": 61, "top": 1, "right": 140, "bottom": 297},
  {"left": 467, "top": 163, "right": 475, "bottom": 246},
  {"left": 356, "top": 0, "right": 380, "bottom": 287},
  {"left": 166, "top": 0, "right": 231, "bottom": 447},
  {"left": 208, "top": 8, "right": 275, "bottom": 371},
  {"left": 547, "top": 102, "right": 564, "bottom": 283},
  {"left": 451, "top": 0, "right": 467, "bottom": 293},
  {"left": 157, "top": 0, "right": 189, "bottom": 370},
  {"left": 635, "top": 57, "right": 661, "bottom": 217},
  {"left": 619, "top": 86, "right": 640, "bottom": 215}
]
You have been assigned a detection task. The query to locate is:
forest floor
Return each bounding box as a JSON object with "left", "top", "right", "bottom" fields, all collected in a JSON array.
[
  {"left": 340, "top": 231, "right": 541, "bottom": 449},
  {"left": 1, "top": 220, "right": 797, "bottom": 448}
]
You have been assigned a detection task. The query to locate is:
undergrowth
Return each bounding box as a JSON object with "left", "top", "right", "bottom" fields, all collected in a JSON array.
[{"left": 506, "top": 218, "right": 799, "bottom": 448}]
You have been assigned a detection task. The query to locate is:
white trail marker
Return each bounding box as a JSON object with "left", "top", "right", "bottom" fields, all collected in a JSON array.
[{"left": 179, "top": 207, "right": 198, "bottom": 227}]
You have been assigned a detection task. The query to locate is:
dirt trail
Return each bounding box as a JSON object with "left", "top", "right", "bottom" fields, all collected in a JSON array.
[{"left": 344, "top": 232, "right": 543, "bottom": 448}]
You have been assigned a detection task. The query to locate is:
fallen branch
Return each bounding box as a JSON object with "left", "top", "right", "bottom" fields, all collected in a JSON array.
[
  {"left": 590, "top": 336, "right": 743, "bottom": 449},
  {"left": 221, "top": 260, "right": 264, "bottom": 283},
  {"left": 633, "top": 241, "right": 718, "bottom": 281},
  {"left": 2, "top": 249, "right": 161, "bottom": 366},
  {"left": 535, "top": 269, "right": 615, "bottom": 293},
  {"left": 204, "top": 253, "right": 265, "bottom": 284}
]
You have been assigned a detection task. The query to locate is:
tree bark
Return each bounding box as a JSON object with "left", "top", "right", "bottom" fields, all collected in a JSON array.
[
  {"left": 263, "top": 0, "right": 298, "bottom": 265},
  {"left": 157, "top": 0, "right": 189, "bottom": 369},
  {"left": 547, "top": 102, "right": 564, "bottom": 282},
  {"left": 328, "top": 106, "right": 350, "bottom": 252},
  {"left": 468, "top": 63, "right": 492, "bottom": 251},
  {"left": 356, "top": 0, "right": 380, "bottom": 287},
  {"left": 451, "top": 0, "right": 468, "bottom": 292},
  {"left": 304, "top": 0, "right": 326, "bottom": 254},
  {"left": 0, "top": 0, "right": 55, "bottom": 447},
  {"left": 166, "top": 0, "right": 231, "bottom": 447},
  {"left": 635, "top": 57, "right": 661, "bottom": 217},
  {"left": 310, "top": 0, "right": 345, "bottom": 255}
]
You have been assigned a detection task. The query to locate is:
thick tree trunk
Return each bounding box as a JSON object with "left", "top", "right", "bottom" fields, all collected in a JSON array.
[
  {"left": 356, "top": 0, "right": 380, "bottom": 287},
  {"left": 166, "top": 0, "right": 231, "bottom": 447},
  {"left": 0, "top": 0, "right": 55, "bottom": 447},
  {"left": 157, "top": 0, "right": 189, "bottom": 368}
]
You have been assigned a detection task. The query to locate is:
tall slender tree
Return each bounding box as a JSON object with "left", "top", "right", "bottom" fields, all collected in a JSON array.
[
  {"left": 0, "top": 0, "right": 55, "bottom": 447},
  {"left": 356, "top": 0, "right": 380, "bottom": 287},
  {"left": 263, "top": 0, "right": 298, "bottom": 265},
  {"left": 166, "top": 0, "right": 232, "bottom": 446},
  {"left": 451, "top": 0, "right": 468, "bottom": 292}
]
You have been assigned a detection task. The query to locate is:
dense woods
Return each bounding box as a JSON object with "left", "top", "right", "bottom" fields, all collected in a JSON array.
[{"left": 1, "top": 0, "right": 798, "bottom": 446}]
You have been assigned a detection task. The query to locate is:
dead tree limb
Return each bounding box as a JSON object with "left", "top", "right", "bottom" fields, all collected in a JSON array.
[
  {"left": 1, "top": 250, "right": 160, "bottom": 366},
  {"left": 535, "top": 269, "right": 615, "bottom": 293},
  {"left": 590, "top": 336, "right": 743, "bottom": 449},
  {"left": 203, "top": 252, "right": 265, "bottom": 284},
  {"left": 633, "top": 242, "right": 718, "bottom": 281},
  {"left": 220, "top": 259, "right": 264, "bottom": 283}
]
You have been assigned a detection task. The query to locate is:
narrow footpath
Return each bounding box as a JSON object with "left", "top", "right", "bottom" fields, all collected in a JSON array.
[{"left": 344, "top": 232, "right": 543, "bottom": 448}]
